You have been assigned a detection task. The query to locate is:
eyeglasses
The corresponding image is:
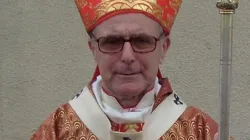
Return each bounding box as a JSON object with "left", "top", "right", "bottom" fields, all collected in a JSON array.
[{"left": 91, "top": 32, "right": 165, "bottom": 54}]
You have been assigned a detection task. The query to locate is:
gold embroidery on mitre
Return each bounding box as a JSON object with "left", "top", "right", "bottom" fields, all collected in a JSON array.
[
  {"left": 75, "top": 0, "right": 182, "bottom": 32},
  {"left": 169, "top": 0, "right": 182, "bottom": 15}
]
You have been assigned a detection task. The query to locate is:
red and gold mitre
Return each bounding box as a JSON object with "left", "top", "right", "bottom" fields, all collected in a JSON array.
[{"left": 74, "top": 0, "right": 182, "bottom": 33}]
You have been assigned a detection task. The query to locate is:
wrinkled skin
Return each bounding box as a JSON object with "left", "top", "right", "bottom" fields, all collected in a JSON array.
[{"left": 88, "top": 13, "right": 170, "bottom": 108}]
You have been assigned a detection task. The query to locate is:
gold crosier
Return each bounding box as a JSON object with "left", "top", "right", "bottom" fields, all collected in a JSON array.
[{"left": 216, "top": 0, "right": 239, "bottom": 140}]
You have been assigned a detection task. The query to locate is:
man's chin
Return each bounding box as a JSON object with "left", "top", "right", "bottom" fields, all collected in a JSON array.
[
  {"left": 111, "top": 75, "right": 146, "bottom": 95},
  {"left": 116, "top": 83, "right": 144, "bottom": 95}
]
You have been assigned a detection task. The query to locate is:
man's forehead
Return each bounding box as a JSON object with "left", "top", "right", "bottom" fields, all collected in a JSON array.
[{"left": 93, "top": 13, "right": 160, "bottom": 35}]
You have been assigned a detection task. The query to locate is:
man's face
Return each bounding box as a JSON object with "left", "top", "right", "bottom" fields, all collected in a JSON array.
[{"left": 89, "top": 13, "right": 169, "bottom": 99}]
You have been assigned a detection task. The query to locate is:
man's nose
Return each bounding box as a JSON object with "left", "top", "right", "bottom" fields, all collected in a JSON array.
[{"left": 120, "top": 42, "right": 136, "bottom": 64}]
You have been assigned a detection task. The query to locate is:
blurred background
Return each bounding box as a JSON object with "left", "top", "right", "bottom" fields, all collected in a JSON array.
[{"left": 1, "top": 0, "right": 249, "bottom": 139}]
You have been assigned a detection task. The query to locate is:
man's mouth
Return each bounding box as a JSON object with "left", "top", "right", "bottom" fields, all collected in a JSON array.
[
  {"left": 116, "top": 72, "right": 140, "bottom": 75},
  {"left": 120, "top": 73, "right": 137, "bottom": 75}
]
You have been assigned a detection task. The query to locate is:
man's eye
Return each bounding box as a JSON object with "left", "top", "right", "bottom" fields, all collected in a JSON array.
[
  {"left": 133, "top": 37, "right": 154, "bottom": 44},
  {"left": 135, "top": 37, "right": 147, "bottom": 42},
  {"left": 107, "top": 39, "right": 120, "bottom": 44},
  {"left": 100, "top": 37, "right": 122, "bottom": 45}
]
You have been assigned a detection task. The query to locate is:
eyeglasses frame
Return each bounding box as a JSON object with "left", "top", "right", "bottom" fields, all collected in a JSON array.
[{"left": 90, "top": 32, "right": 165, "bottom": 54}]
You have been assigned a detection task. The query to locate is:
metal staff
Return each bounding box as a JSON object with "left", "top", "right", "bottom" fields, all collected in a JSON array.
[{"left": 216, "top": 0, "right": 238, "bottom": 139}]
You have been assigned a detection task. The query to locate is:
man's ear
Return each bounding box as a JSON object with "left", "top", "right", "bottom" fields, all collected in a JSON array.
[
  {"left": 163, "top": 35, "right": 171, "bottom": 55},
  {"left": 160, "top": 35, "right": 171, "bottom": 64},
  {"left": 88, "top": 39, "right": 94, "bottom": 54},
  {"left": 88, "top": 38, "right": 98, "bottom": 63}
]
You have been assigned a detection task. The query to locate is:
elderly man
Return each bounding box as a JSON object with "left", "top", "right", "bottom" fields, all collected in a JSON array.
[{"left": 31, "top": 0, "right": 220, "bottom": 140}]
